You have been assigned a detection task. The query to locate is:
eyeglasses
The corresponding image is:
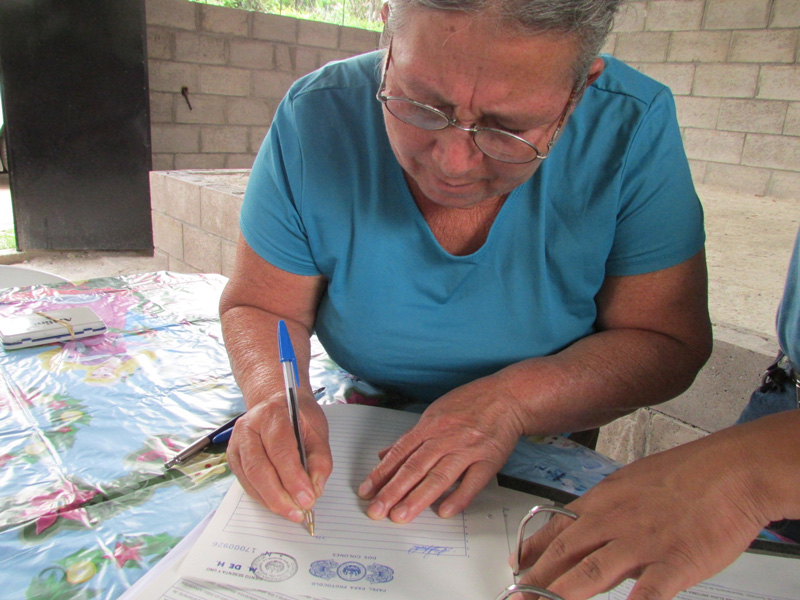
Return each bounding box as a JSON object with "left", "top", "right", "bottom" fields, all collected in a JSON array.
[{"left": 376, "top": 45, "right": 574, "bottom": 164}]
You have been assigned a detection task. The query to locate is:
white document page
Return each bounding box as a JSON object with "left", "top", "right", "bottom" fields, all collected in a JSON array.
[
  {"left": 179, "top": 404, "right": 514, "bottom": 600},
  {"left": 594, "top": 551, "right": 800, "bottom": 600}
]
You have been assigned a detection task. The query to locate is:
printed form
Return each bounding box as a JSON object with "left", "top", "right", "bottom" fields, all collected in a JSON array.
[{"left": 179, "top": 404, "right": 514, "bottom": 600}]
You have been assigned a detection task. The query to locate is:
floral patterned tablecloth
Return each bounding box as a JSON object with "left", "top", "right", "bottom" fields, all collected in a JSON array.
[{"left": 0, "top": 271, "right": 619, "bottom": 600}]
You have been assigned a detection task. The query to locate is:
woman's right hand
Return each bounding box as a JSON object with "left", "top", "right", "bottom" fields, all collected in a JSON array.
[{"left": 226, "top": 389, "right": 333, "bottom": 523}]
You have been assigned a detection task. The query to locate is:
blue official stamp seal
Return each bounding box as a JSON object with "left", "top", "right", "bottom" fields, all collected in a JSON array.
[
  {"left": 337, "top": 561, "right": 366, "bottom": 581},
  {"left": 309, "top": 559, "right": 338, "bottom": 580},
  {"left": 367, "top": 563, "right": 394, "bottom": 584},
  {"left": 250, "top": 552, "right": 298, "bottom": 582}
]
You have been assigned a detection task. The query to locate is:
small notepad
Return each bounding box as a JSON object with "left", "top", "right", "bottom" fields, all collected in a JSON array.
[{"left": 0, "top": 307, "right": 106, "bottom": 350}]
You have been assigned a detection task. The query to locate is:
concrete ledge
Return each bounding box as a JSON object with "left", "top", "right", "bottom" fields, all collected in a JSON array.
[
  {"left": 149, "top": 169, "right": 247, "bottom": 276},
  {"left": 597, "top": 322, "right": 777, "bottom": 463}
]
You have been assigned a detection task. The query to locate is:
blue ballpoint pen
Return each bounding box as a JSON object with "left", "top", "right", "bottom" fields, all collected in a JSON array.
[
  {"left": 164, "top": 412, "right": 244, "bottom": 469},
  {"left": 278, "top": 319, "right": 316, "bottom": 536}
]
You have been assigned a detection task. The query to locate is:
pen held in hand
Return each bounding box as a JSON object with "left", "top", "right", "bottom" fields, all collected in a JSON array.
[{"left": 278, "top": 319, "right": 315, "bottom": 536}]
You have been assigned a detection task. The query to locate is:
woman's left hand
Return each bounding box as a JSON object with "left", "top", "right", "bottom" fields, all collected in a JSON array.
[{"left": 356, "top": 374, "right": 526, "bottom": 523}]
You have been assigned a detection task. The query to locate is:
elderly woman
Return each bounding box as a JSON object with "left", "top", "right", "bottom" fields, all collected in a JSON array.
[{"left": 219, "top": 0, "right": 712, "bottom": 527}]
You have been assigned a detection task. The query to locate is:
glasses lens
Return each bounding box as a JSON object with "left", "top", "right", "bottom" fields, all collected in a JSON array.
[
  {"left": 475, "top": 130, "right": 539, "bottom": 164},
  {"left": 384, "top": 99, "right": 449, "bottom": 131}
]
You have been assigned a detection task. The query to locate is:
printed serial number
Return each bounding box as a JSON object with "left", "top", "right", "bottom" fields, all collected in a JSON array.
[{"left": 211, "top": 542, "right": 257, "bottom": 553}]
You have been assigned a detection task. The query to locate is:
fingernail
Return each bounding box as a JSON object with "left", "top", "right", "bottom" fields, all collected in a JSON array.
[
  {"left": 288, "top": 509, "right": 304, "bottom": 523},
  {"left": 391, "top": 505, "right": 408, "bottom": 522},
  {"left": 357, "top": 478, "right": 373, "bottom": 498},
  {"left": 297, "top": 490, "right": 314, "bottom": 509},
  {"left": 438, "top": 503, "right": 456, "bottom": 519},
  {"left": 367, "top": 500, "right": 385, "bottom": 520}
]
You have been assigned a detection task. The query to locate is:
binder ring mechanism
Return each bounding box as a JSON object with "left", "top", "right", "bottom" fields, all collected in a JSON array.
[{"left": 495, "top": 505, "right": 579, "bottom": 600}]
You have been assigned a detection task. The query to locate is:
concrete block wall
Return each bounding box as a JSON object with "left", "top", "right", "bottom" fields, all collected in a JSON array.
[
  {"left": 149, "top": 169, "right": 247, "bottom": 275},
  {"left": 605, "top": 0, "right": 800, "bottom": 200},
  {"left": 145, "top": 0, "right": 381, "bottom": 171}
]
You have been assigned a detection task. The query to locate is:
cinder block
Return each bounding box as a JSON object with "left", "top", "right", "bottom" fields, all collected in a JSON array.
[
  {"left": 221, "top": 240, "right": 238, "bottom": 279},
  {"left": 152, "top": 154, "right": 175, "bottom": 171},
  {"left": 339, "top": 25, "right": 380, "bottom": 53},
  {"left": 149, "top": 172, "right": 168, "bottom": 213},
  {"left": 729, "top": 30, "right": 797, "bottom": 63},
  {"left": 596, "top": 408, "right": 650, "bottom": 465},
  {"left": 229, "top": 39, "right": 274, "bottom": 70},
  {"left": 645, "top": 0, "right": 704, "bottom": 31},
  {"left": 703, "top": 162, "right": 772, "bottom": 195},
  {"left": 148, "top": 91, "right": 174, "bottom": 124},
  {"left": 319, "top": 48, "right": 355, "bottom": 67},
  {"left": 176, "top": 93, "right": 226, "bottom": 124},
  {"left": 148, "top": 60, "right": 199, "bottom": 94},
  {"left": 147, "top": 29, "right": 173, "bottom": 60},
  {"left": 174, "top": 31, "right": 226, "bottom": 65},
  {"left": 693, "top": 64, "right": 759, "bottom": 98},
  {"left": 226, "top": 97, "right": 272, "bottom": 126},
  {"left": 145, "top": 0, "right": 196, "bottom": 30},
  {"left": 784, "top": 102, "right": 800, "bottom": 136},
  {"left": 252, "top": 70, "right": 296, "bottom": 100},
  {"left": 274, "top": 44, "right": 293, "bottom": 72},
  {"left": 614, "top": 31, "right": 670, "bottom": 62},
  {"left": 771, "top": 0, "right": 800, "bottom": 27},
  {"left": 175, "top": 153, "right": 227, "bottom": 170},
  {"left": 683, "top": 128, "right": 745, "bottom": 163},
  {"left": 688, "top": 159, "right": 707, "bottom": 184},
  {"left": 674, "top": 96, "right": 720, "bottom": 129},
  {"left": 151, "top": 211, "right": 184, "bottom": 260},
  {"left": 667, "top": 31, "right": 730, "bottom": 63},
  {"left": 758, "top": 66, "right": 800, "bottom": 101},
  {"left": 200, "top": 4, "right": 249, "bottom": 36},
  {"left": 199, "top": 66, "right": 252, "bottom": 97},
  {"left": 295, "top": 46, "right": 320, "bottom": 75},
  {"left": 201, "top": 186, "right": 244, "bottom": 241},
  {"left": 167, "top": 255, "right": 201, "bottom": 273},
  {"left": 297, "top": 19, "right": 339, "bottom": 49},
  {"left": 162, "top": 173, "right": 202, "bottom": 225},
  {"left": 768, "top": 169, "right": 800, "bottom": 199},
  {"left": 645, "top": 412, "right": 707, "bottom": 455},
  {"left": 201, "top": 126, "right": 250, "bottom": 153},
  {"left": 249, "top": 126, "right": 270, "bottom": 152},
  {"left": 634, "top": 63, "right": 695, "bottom": 95},
  {"left": 252, "top": 13, "right": 298, "bottom": 44},
  {"left": 601, "top": 33, "right": 617, "bottom": 56},
  {"left": 717, "top": 99, "right": 788, "bottom": 134},
  {"left": 226, "top": 153, "right": 258, "bottom": 168},
  {"left": 742, "top": 133, "right": 800, "bottom": 171},
  {"left": 183, "top": 225, "right": 222, "bottom": 273},
  {"left": 703, "top": 0, "right": 770, "bottom": 30},
  {"left": 151, "top": 123, "right": 200, "bottom": 154},
  {"left": 612, "top": 1, "right": 647, "bottom": 32}
]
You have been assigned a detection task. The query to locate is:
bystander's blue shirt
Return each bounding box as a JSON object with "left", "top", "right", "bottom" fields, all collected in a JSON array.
[
  {"left": 777, "top": 224, "right": 800, "bottom": 368},
  {"left": 241, "top": 51, "right": 705, "bottom": 404}
]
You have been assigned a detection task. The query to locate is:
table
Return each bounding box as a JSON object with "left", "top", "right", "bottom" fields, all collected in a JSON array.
[{"left": 0, "top": 272, "right": 620, "bottom": 599}]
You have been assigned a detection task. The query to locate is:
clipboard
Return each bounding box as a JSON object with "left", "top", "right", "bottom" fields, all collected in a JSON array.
[{"left": 495, "top": 473, "right": 800, "bottom": 600}]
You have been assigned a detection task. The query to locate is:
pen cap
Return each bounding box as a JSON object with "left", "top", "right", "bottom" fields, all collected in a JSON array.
[{"left": 277, "top": 320, "right": 300, "bottom": 385}]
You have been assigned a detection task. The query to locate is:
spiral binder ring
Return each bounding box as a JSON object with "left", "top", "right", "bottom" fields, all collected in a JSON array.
[{"left": 513, "top": 505, "right": 579, "bottom": 577}]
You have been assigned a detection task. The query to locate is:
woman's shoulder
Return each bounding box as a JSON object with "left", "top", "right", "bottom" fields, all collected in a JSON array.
[
  {"left": 591, "top": 54, "right": 674, "bottom": 107},
  {"left": 287, "top": 50, "right": 383, "bottom": 100}
]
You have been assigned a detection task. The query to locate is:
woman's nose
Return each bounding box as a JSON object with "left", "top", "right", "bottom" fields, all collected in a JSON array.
[{"left": 431, "top": 125, "right": 484, "bottom": 177}]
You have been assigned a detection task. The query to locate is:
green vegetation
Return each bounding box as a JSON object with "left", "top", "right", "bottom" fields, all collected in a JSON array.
[
  {"left": 0, "top": 228, "right": 15, "bottom": 251},
  {"left": 190, "top": 0, "right": 383, "bottom": 31}
]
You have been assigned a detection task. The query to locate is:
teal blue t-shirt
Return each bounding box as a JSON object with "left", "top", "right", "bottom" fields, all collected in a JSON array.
[{"left": 241, "top": 51, "right": 704, "bottom": 403}]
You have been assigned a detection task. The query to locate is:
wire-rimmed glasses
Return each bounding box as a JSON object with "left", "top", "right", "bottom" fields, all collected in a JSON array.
[{"left": 376, "top": 45, "right": 574, "bottom": 164}]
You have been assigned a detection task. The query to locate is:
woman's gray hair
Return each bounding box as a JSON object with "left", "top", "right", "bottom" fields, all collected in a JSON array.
[{"left": 382, "top": 0, "right": 622, "bottom": 87}]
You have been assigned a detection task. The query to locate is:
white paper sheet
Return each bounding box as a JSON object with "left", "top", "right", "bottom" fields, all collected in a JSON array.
[{"left": 179, "top": 404, "right": 514, "bottom": 600}]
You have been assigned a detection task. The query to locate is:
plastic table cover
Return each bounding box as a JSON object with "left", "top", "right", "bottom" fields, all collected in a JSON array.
[{"left": 0, "top": 271, "right": 619, "bottom": 600}]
